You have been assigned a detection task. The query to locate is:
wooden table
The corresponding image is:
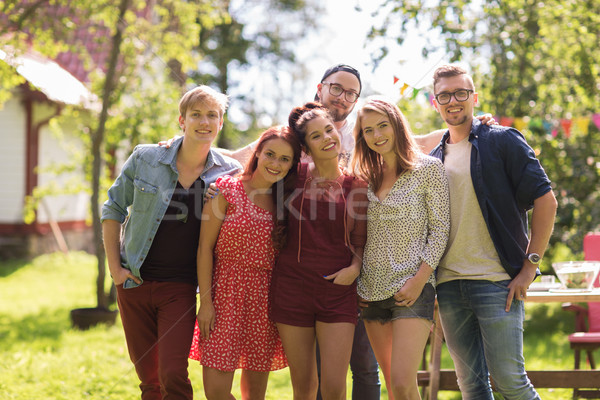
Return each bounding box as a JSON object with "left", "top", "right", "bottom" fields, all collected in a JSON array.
[{"left": 418, "top": 289, "right": 600, "bottom": 399}]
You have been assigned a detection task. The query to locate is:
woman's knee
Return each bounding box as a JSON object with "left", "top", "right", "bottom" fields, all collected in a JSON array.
[
  {"left": 319, "top": 379, "right": 347, "bottom": 400},
  {"left": 204, "top": 381, "right": 234, "bottom": 400},
  {"left": 202, "top": 368, "right": 235, "bottom": 400}
]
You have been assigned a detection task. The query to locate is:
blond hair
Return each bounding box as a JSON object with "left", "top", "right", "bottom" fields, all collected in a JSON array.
[{"left": 178, "top": 85, "right": 229, "bottom": 118}]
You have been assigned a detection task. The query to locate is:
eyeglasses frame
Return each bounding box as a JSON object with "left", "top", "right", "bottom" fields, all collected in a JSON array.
[
  {"left": 434, "top": 89, "right": 475, "bottom": 105},
  {"left": 321, "top": 82, "right": 360, "bottom": 103}
]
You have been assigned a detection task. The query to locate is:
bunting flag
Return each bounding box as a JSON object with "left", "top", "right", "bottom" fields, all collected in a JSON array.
[
  {"left": 514, "top": 118, "right": 527, "bottom": 132},
  {"left": 593, "top": 113, "right": 600, "bottom": 131},
  {"left": 422, "top": 91, "right": 436, "bottom": 106},
  {"left": 400, "top": 82, "right": 409, "bottom": 95},
  {"left": 530, "top": 119, "right": 543, "bottom": 130},
  {"left": 574, "top": 117, "right": 589, "bottom": 135},
  {"left": 560, "top": 119, "right": 572, "bottom": 138},
  {"left": 392, "top": 76, "right": 600, "bottom": 140}
]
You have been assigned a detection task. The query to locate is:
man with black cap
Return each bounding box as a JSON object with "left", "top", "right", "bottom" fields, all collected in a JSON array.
[{"left": 312, "top": 64, "right": 362, "bottom": 169}]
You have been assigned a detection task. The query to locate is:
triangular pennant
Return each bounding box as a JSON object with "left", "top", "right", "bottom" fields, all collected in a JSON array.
[
  {"left": 542, "top": 121, "right": 553, "bottom": 134},
  {"left": 400, "top": 82, "right": 410, "bottom": 95},
  {"left": 393, "top": 76, "right": 399, "bottom": 85},
  {"left": 592, "top": 114, "right": 600, "bottom": 131},
  {"left": 411, "top": 88, "right": 420, "bottom": 99},
  {"left": 574, "top": 117, "right": 589, "bottom": 135},
  {"left": 529, "top": 119, "right": 543, "bottom": 130},
  {"left": 425, "top": 92, "right": 434, "bottom": 106},
  {"left": 514, "top": 118, "right": 527, "bottom": 132},
  {"left": 499, "top": 117, "right": 514, "bottom": 127},
  {"left": 560, "top": 119, "right": 572, "bottom": 138}
]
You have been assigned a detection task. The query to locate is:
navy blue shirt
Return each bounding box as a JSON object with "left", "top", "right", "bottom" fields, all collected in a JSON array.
[{"left": 430, "top": 119, "right": 552, "bottom": 278}]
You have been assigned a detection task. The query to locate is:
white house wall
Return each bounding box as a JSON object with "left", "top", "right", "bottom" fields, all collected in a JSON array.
[
  {"left": 0, "top": 97, "right": 26, "bottom": 223},
  {"left": 37, "top": 104, "right": 89, "bottom": 224}
]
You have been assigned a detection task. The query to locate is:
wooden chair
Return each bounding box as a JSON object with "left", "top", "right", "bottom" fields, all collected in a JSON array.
[{"left": 562, "top": 233, "right": 600, "bottom": 399}]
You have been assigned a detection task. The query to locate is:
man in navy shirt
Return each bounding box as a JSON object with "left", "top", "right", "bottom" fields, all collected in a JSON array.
[{"left": 430, "top": 65, "right": 557, "bottom": 400}]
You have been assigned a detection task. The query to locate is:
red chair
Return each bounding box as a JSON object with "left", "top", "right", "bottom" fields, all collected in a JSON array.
[{"left": 562, "top": 233, "right": 600, "bottom": 399}]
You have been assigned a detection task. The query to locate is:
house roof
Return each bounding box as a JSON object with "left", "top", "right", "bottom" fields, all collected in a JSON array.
[{"left": 1, "top": 49, "right": 98, "bottom": 109}]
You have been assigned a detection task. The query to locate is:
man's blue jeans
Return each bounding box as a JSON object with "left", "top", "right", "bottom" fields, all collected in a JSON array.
[{"left": 437, "top": 279, "right": 540, "bottom": 400}]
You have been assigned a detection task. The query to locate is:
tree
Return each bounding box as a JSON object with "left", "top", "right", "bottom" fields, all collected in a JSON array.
[
  {"left": 1, "top": 0, "right": 215, "bottom": 311},
  {"left": 367, "top": 0, "right": 600, "bottom": 260},
  {"left": 192, "top": 0, "right": 321, "bottom": 148}
]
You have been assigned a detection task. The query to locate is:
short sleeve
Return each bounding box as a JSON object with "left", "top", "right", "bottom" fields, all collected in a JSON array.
[{"left": 215, "top": 175, "right": 241, "bottom": 204}]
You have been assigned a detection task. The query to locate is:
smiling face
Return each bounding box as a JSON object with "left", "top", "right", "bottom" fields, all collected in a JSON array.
[
  {"left": 178, "top": 101, "right": 224, "bottom": 144},
  {"left": 433, "top": 74, "right": 478, "bottom": 128},
  {"left": 360, "top": 110, "right": 396, "bottom": 158},
  {"left": 255, "top": 138, "right": 295, "bottom": 185},
  {"left": 304, "top": 116, "right": 341, "bottom": 161},
  {"left": 316, "top": 71, "right": 360, "bottom": 122}
]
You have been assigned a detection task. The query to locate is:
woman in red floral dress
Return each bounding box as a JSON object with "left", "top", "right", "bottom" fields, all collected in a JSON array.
[{"left": 190, "top": 126, "right": 301, "bottom": 399}]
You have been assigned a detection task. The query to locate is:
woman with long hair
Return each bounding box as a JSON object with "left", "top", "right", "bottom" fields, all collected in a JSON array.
[
  {"left": 270, "top": 102, "right": 368, "bottom": 400},
  {"left": 351, "top": 97, "right": 450, "bottom": 400},
  {"left": 190, "top": 126, "right": 301, "bottom": 399}
]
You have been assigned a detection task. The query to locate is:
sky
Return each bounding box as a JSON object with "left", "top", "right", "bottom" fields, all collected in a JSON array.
[
  {"left": 229, "top": 0, "right": 451, "bottom": 128},
  {"left": 302, "top": 0, "right": 447, "bottom": 100}
]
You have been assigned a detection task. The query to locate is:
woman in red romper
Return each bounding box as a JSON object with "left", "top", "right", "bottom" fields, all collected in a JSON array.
[
  {"left": 190, "top": 126, "right": 301, "bottom": 399},
  {"left": 270, "top": 103, "right": 368, "bottom": 400}
]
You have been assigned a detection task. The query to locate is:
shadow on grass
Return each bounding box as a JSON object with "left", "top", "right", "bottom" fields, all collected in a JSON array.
[
  {"left": 0, "top": 306, "right": 72, "bottom": 352},
  {"left": 0, "top": 258, "right": 29, "bottom": 278},
  {"left": 525, "top": 303, "right": 575, "bottom": 335}
]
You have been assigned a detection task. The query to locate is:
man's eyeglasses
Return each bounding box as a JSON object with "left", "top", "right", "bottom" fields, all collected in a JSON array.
[
  {"left": 434, "top": 89, "right": 474, "bottom": 105},
  {"left": 322, "top": 82, "right": 359, "bottom": 103}
]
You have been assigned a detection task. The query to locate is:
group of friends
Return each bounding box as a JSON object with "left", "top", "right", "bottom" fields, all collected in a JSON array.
[{"left": 101, "top": 63, "right": 558, "bottom": 400}]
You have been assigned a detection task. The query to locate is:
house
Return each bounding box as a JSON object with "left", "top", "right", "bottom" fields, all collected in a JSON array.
[{"left": 0, "top": 49, "right": 99, "bottom": 258}]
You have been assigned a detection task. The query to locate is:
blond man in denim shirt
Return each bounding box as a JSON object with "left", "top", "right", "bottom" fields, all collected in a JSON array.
[{"left": 101, "top": 86, "right": 241, "bottom": 400}]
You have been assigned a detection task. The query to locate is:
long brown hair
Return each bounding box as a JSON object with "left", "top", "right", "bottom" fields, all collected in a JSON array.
[
  {"left": 240, "top": 126, "right": 301, "bottom": 250},
  {"left": 351, "top": 97, "right": 419, "bottom": 192}
]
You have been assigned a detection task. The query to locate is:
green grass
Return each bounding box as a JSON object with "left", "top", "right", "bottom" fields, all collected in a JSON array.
[
  {"left": 0, "top": 252, "right": 310, "bottom": 399},
  {"left": 1, "top": 252, "right": 597, "bottom": 399}
]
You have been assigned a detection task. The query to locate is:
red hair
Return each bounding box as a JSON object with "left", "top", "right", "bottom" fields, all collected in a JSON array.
[{"left": 241, "top": 126, "right": 301, "bottom": 250}]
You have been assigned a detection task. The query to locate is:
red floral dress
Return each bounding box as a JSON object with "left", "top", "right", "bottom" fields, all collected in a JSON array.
[{"left": 189, "top": 175, "right": 287, "bottom": 371}]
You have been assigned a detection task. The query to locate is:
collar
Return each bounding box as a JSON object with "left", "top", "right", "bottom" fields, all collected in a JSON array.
[
  {"left": 158, "top": 136, "right": 184, "bottom": 167},
  {"left": 439, "top": 118, "right": 482, "bottom": 148},
  {"left": 156, "top": 136, "right": 220, "bottom": 172}
]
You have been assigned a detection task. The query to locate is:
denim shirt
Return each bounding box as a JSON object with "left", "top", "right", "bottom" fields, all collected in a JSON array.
[
  {"left": 430, "top": 119, "right": 552, "bottom": 278},
  {"left": 101, "top": 136, "right": 242, "bottom": 288}
]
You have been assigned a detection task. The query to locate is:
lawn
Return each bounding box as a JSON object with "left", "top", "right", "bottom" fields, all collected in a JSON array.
[{"left": 0, "top": 252, "right": 597, "bottom": 399}]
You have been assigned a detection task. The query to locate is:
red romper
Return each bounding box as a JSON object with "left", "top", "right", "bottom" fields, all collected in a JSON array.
[{"left": 270, "top": 163, "right": 368, "bottom": 326}]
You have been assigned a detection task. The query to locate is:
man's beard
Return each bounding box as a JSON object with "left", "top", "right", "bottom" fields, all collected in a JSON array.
[
  {"left": 445, "top": 115, "right": 469, "bottom": 126},
  {"left": 326, "top": 103, "right": 351, "bottom": 122}
]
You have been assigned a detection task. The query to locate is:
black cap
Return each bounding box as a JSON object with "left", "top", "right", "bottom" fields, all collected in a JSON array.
[{"left": 314, "top": 64, "right": 362, "bottom": 101}]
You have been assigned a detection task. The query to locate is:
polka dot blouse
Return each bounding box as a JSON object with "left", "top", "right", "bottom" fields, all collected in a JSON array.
[{"left": 358, "top": 153, "right": 450, "bottom": 301}]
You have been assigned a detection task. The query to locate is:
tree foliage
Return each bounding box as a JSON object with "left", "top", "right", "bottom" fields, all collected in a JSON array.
[
  {"left": 191, "top": 0, "right": 320, "bottom": 148},
  {"left": 0, "top": 0, "right": 216, "bottom": 308},
  {"left": 369, "top": 0, "right": 600, "bottom": 259}
]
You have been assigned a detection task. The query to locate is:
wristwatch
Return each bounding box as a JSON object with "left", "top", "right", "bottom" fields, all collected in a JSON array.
[{"left": 526, "top": 252, "right": 542, "bottom": 264}]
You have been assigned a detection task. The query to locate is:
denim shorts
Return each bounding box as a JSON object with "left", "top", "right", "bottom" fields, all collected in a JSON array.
[{"left": 361, "top": 283, "right": 435, "bottom": 323}]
